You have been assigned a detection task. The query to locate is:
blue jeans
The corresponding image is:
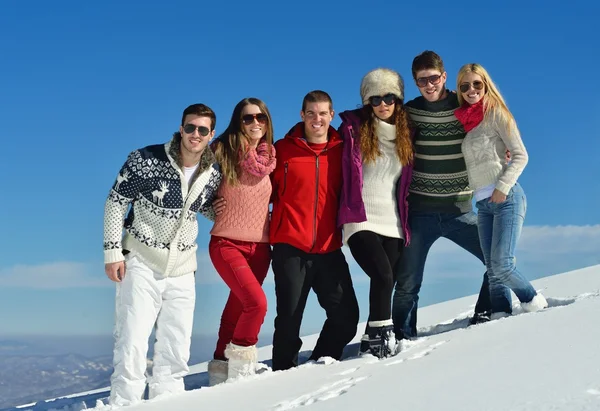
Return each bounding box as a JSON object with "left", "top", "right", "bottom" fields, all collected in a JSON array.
[
  {"left": 476, "top": 183, "right": 536, "bottom": 313},
  {"left": 392, "top": 211, "right": 512, "bottom": 339}
]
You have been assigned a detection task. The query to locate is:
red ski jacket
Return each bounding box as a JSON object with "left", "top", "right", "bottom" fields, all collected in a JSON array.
[{"left": 269, "top": 122, "right": 343, "bottom": 254}]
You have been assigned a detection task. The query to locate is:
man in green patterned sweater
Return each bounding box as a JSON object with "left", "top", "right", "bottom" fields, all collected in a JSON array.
[{"left": 392, "top": 51, "right": 511, "bottom": 340}]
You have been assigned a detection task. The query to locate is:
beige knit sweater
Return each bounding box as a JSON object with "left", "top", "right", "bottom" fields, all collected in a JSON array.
[{"left": 461, "top": 111, "right": 528, "bottom": 195}]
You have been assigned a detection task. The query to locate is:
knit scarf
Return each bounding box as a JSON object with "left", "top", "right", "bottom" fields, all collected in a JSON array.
[
  {"left": 240, "top": 140, "right": 276, "bottom": 177},
  {"left": 455, "top": 100, "right": 484, "bottom": 132}
]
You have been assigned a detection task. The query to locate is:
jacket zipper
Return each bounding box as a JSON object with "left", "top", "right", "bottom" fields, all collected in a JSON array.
[
  {"left": 311, "top": 156, "right": 319, "bottom": 251},
  {"left": 282, "top": 162, "right": 288, "bottom": 195},
  {"left": 311, "top": 149, "right": 327, "bottom": 251}
]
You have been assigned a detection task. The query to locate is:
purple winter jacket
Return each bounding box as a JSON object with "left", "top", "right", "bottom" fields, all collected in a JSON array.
[{"left": 337, "top": 108, "right": 413, "bottom": 245}]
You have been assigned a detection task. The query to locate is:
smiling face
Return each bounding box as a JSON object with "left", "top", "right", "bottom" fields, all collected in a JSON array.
[
  {"left": 459, "top": 72, "right": 486, "bottom": 105},
  {"left": 241, "top": 104, "right": 267, "bottom": 146},
  {"left": 415, "top": 69, "right": 447, "bottom": 102},
  {"left": 179, "top": 114, "right": 214, "bottom": 156},
  {"left": 301, "top": 101, "right": 334, "bottom": 143}
]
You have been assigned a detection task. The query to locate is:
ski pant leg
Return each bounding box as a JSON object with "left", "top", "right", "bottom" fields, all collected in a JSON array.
[
  {"left": 110, "top": 256, "right": 162, "bottom": 406},
  {"left": 309, "top": 249, "right": 359, "bottom": 361},
  {"left": 147, "top": 271, "right": 195, "bottom": 399}
]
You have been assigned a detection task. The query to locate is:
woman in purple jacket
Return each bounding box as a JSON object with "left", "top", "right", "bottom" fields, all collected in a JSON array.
[{"left": 338, "top": 68, "right": 414, "bottom": 359}]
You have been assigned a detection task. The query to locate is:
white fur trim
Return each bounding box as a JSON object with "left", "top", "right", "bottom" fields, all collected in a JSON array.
[
  {"left": 368, "top": 319, "right": 394, "bottom": 328},
  {"left": 521, "top": 293, "right": 548, "bottom": 313},
  {"left": 224, "top": 343, "right": 258, "bottom": 380},
  {"left": 360, "top": 68, "right": 404, "bottom": 104},
  {"left": 224, "top": 343, "right": 258, "bottom": 361}
]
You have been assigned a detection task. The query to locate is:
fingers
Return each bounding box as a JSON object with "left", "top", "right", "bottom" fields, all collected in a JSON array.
[
  {"left": 105, "top": 262, "right": 125, "bottom": 282},
  {"left": 212, "top": 197, "right": 227, "bottom": 215}
]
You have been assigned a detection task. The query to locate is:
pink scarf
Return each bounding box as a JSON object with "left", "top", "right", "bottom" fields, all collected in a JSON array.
[
  {"left": 240, "top": 140, "right": 276, "bottom": 177},
  {"left": 455, "top": 100, "right": 484, "bottom": 132}
]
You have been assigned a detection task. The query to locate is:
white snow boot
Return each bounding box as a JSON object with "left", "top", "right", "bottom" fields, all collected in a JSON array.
[
  {"left": 521, "top": 293, "right": 548, "bottom": 313},
  {"left": 207, "top": 359, "right": 228, "bottom": 386},
  {"left": 224, "top": 343, "right": 258, "bottom": 380}
]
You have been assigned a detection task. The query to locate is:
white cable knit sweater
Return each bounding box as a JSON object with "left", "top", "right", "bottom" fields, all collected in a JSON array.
[
  {"left": 344, "top": 119, "right": 403, "bottom": 242},
  {"left": 461, "top": 110, "right": 528, "bottom": 196}
]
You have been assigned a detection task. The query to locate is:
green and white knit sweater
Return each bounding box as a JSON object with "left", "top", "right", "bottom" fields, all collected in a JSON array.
[{"left": 405, "top": 92, "right": 473, "bottom": 213}]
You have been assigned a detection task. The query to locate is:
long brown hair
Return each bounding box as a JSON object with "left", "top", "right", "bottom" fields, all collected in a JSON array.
[
  {"left": 358, "top": 101, "right": 413, "bottom": 166},
  {"left": 213, "top": 98, "right": 274, "bottom": 186}
]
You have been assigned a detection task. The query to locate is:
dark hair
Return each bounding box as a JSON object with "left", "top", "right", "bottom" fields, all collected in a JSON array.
[
  {"left": 301, "top": 90, "right": 333, "bottom": 112},
  {"left": 213, "top": 98, "right": 274, "bottom": 186},
  {"left": 181, "top": 103, "right": 216, "bottom": 130},
  {"left": 411, "top": 50, "right": 445, "bottom": 79}
]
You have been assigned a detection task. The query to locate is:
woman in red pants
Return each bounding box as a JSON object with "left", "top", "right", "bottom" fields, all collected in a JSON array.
[{"left": 207, "top": 97, "right": 276, "bottom": 385}]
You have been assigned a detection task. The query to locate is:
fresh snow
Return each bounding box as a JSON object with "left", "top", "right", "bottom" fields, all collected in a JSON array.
[{"left": 11, "top": 265, "right": 600, "bottom": 411}]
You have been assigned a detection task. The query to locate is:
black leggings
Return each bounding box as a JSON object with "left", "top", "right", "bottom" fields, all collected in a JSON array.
[{"left": 348, "top": 231, "right": 403, "bottom": 322}]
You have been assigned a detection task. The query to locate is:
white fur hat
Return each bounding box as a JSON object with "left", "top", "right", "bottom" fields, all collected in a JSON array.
[{"left": 360, "top": 68, "right": 404, "bottom": 104}]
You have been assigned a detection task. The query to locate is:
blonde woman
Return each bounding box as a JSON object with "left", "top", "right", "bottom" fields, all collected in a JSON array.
[
  {"left": 207, "top": 98, "right": 276, "bottom": 384},
  {"left": 455, "top": 64, "right": 547, "bottom": 318}
]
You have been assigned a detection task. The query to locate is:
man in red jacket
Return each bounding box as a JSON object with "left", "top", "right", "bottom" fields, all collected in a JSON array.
[{"left": 270, "top": 90, "right": 359, "bottom": 370}]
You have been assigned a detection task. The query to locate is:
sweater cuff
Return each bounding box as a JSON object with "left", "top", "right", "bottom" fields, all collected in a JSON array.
[
  {"left": 495, "top": 181, "right": 511, "bottom": 196},
  {"left": 104, "top": 249, "right": 125, "bottom": 264}
]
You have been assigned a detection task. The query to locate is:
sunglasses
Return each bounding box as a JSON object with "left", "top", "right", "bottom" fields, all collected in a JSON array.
[
  {"left": 182, "top": 124, "right": 211, "bottom": 136},
  {"left": 416, "top": 74, "right": 442, "bottom": 88},
  {"left": 242, "top": 113, "right": 268, "bottom": 125},
  {"left": 369, "top": 94, "right": 397, "bottom": 107},
  {"left": 459, "top": 81, "right": 485, "bottom": 93}
]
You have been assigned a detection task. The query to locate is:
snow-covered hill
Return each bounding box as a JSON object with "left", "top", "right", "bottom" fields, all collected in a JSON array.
[{"left": 9, "top": 265, "right": 600, "bottom": 411}]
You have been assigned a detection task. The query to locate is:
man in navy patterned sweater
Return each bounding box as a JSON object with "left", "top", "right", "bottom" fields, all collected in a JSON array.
[{"left": 103, "top": 103, "right": 222, "bottom": 406}]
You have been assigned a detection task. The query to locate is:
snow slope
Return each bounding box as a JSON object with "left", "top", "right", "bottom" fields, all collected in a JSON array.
[{"left": 10, "top": 265, "right": 600, "bottom": 411}]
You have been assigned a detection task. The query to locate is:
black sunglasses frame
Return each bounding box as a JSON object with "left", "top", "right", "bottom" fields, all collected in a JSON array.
[
  {"left": 369, "top": 93, "right": 397, "bottom": 107},
  {"left": 416, "top": 74, "right": 443, "bottom": 88},
  {"left": 182, "top": 124, "right": 211, "bottom": 136}
]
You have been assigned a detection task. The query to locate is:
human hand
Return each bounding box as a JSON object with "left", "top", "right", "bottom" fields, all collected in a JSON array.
[
  {"left": 489, "top": 189, "right": 507, "bottom": 204},
  {"left": 505, "top": 150, "right": 511, "bottom": 163},
  {"left": 213, "top": 197, "right": 227, "bottom": 215},
  {"left": 105, "top": 261, "right": 126, "bottom": 282}
]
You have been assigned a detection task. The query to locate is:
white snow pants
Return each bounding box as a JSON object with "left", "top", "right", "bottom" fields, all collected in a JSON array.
[{"left": 109, "top": 255, "right": 196, "bottom": 406}]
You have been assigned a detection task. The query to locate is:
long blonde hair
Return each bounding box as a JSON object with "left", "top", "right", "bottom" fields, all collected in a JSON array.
[
  {"left": 359, "top": 102, "right": 413, "bottom": 166},
  {"left": 456, "top": 63, "right": 516, "bottom": 133},
  {"left": 213, "top": 98, "right": 274, "bottom": 186}
]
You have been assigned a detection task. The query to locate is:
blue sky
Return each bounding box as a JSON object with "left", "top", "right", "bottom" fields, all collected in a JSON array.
[{"left": 1, "top": 0, "right": 599, "bottom": 353}]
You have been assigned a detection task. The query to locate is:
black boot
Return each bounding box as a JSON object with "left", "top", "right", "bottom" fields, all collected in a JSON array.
[
  {"left": 366, "top": 324, "right": 398, "bottom": 359},
  {"left": 469, "top": 310, "right": 491, "bottom": 325}
]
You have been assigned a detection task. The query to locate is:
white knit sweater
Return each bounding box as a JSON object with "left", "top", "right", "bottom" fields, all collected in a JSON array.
[
  {"left": 344, "top": 119, "right": 403, "bottom": 242},
  {"left": 461, "top": 111, "right": 528, "bottom": 196},
  {"left": 103, "top": 135, "right": 221, "bottom": 277}
]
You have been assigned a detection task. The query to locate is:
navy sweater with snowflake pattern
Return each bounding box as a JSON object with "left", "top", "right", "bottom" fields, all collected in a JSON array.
[{"left": 103, "top": 133, "right": 222, "bottom": 277}]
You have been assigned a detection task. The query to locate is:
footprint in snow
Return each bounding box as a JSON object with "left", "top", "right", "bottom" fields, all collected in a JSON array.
[
  {"left": 272, "top": 376, "right": 368, "bottom": 410},
  {"left": 385, "top": 340, "right": 446, "bottom": 366},
  {"left": 337, "top": 367, "right": 359, "bottom": 375},
  {"left": 408, "top": 340, "right": 447, "bottom": 360}
]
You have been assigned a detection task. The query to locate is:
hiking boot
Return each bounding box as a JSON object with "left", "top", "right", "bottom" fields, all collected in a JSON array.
[
  {"left": 366, "top": 321, "right": 398, "bottom": 359},
  {"left": 469, "top": 311, "right": 491, "bottom": 325}
]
